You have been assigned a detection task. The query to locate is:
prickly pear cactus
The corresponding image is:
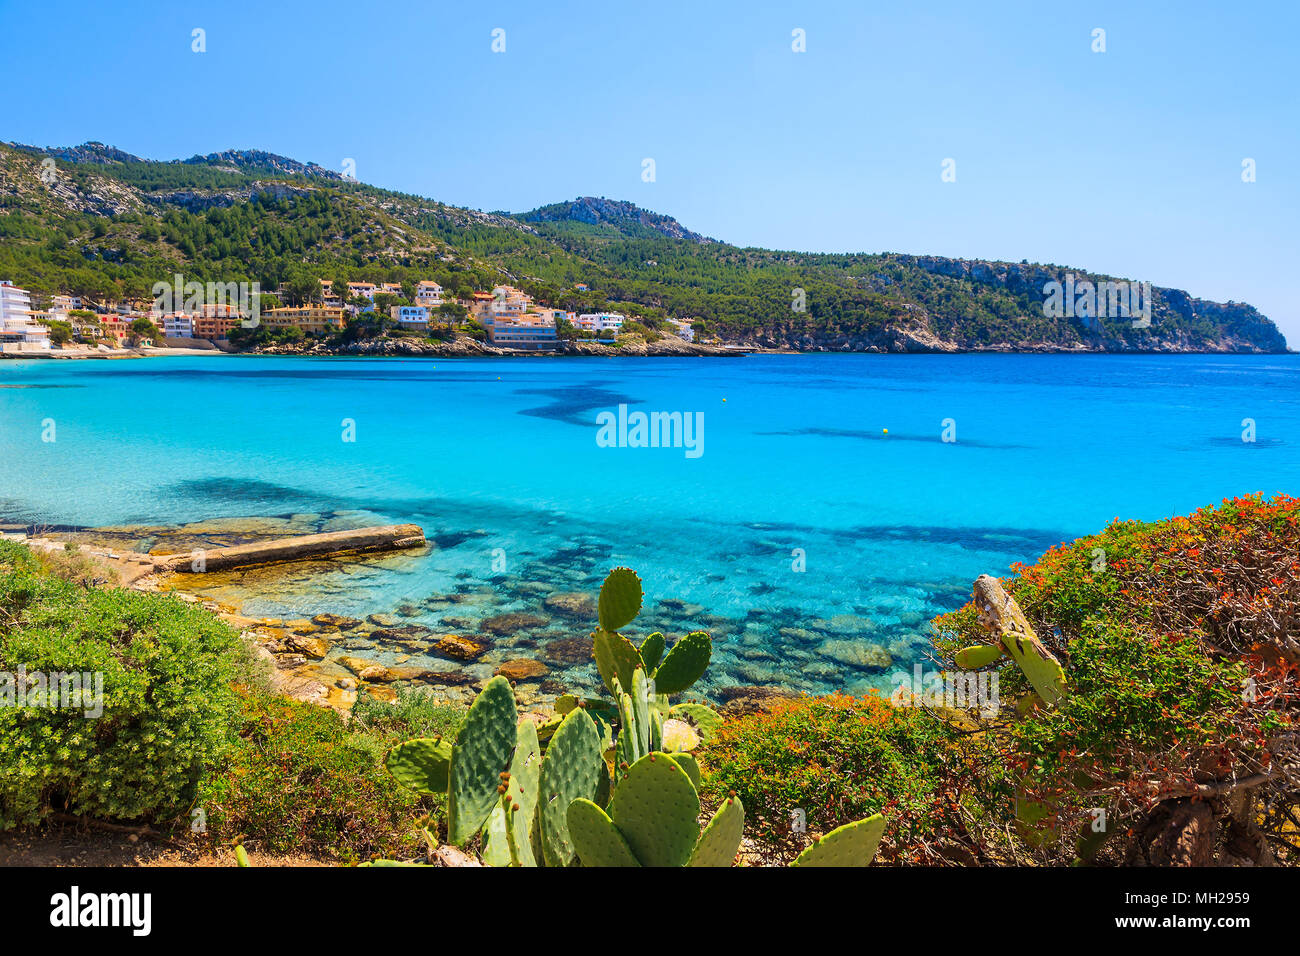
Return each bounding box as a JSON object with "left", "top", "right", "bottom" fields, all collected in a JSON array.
[
  {"left": 538, "top": 707, "right": 604, "bottom": 867},
  {"left": 651, "top": 631, "right": 712, "bottom": 694},
  {"left": 789, "top": 814, "right": 885, "bottom": 867},
  {"left": 954, "top": 643, "right": 1005, "bottom": 669},
  {"left": 594, "top": 628, "right": 644, "bottom": 696},
  {"left": 566, "top": 798, "right": 641, "bottom": 867},
  {"left": 481, "top": 720, "right": 542, "bottom": 866},
  {"left": 689, "top": 793, "right": 744, "bottom": 867},
  {"left": 1000, "top": 633, "right": 1068, "bottom": 707},
  {"left": 385, "top": 737, "right": 454, "bottom": 795},
  {"left": 606, "top": 753, "right": 700, "bottom": 867},
  {"left": 597, "top": 567, "right": 643, "bottom": 631},
  {"left": 447, "top": 676, "right": 519, "bottom": 846},
  {"left": 668, "top": 702, "right": 722, "bottom": 743},
  {"left": 639, "top": 632, "right": 666, "bottom": 671}
]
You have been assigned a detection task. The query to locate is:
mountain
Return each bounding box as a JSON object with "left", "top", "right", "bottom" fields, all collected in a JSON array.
[
  {"left": 0, "top": 141, "right": 1287, "bottom": 353},
  {"left": 515, "top": 197, "right": 715, "bottom": 242}
]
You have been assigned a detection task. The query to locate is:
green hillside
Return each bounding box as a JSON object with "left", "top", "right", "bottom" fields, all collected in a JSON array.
[{"left": 0, "top": 142, "right": 1286, "bottom": 352}]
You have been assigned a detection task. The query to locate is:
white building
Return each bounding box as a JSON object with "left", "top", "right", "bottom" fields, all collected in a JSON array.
[
  {"left": 0, "top": 281, "right": 50, "bottom": 352},
  {"left": 161, "top": 313, "right": 194, "bottom": 338},
  {"left": 575, "top": 312, "right": 625, "bottom": 333},
  {"left": 414, "top": 281, "right": 444, "bottom": 307},
  {"left": 390, "top": 304, "right": 429, "bottom": 330},
  {"left": 666, "top": 318, "right": 695, "bottom": 342}
]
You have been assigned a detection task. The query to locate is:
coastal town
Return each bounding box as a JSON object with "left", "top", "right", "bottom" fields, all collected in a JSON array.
[{"left": 0, "top": 277, "right": 698, "bottom": 355}]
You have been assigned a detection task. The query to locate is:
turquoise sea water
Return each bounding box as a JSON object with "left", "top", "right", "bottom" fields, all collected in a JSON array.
[{"left": 2, "top": 353, "right": 1297, "bottom": 699}]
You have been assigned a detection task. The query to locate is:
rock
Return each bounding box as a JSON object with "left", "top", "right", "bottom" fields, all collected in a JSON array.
[
  {"left": 541, "top": 635, "right": 593, "bottom": 665},
  {"left": 368, "top": 613, "right": 400, "bottom": 627},
  {"left": 481, "top": 612, "right": 550, "bottom": 636},
  {"left": 435, "top": 634, "right": 489, "bottom": 661},
  {"left": 809, "top": 614, "right": 876, "bottom": 636},
  {"left": 494, "top": 658, "right": 550, "bottom": 681},
  {"left": 312, "top": 612, "right": 362, "bottom": 630},
  {"left": 284, "top": 634, "right": 330, "bottom": 659},
  {"left": 717, "top": 685, "right": 798, "bottom": 716},
  {"left": 372, "top": 624, "right": 433, "bottom": 641},
  {"left": 544, "top": 592, "right": 595, "bottom": 619},
  {"left": 817, "top": 640, "right": 892, "bottom": 671}
]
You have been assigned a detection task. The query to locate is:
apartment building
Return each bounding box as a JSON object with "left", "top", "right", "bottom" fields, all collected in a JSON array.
[
  {"left": 414, "top": 281, "right": 444, "bottom": 307},
  {"left": 574, "top": 312, "right": 625, "bottom": 332},
  {"left": 0, "top": 281, "right": 50, "bottom": 352},
  {"left": 389, "top": 304, "right": 429, "bottom": 331},
  {"left": 263, "top": 306, "right": 346, "bottom": 334}
]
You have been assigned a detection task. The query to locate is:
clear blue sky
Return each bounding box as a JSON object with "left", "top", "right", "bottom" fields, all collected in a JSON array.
[{"left": 3, "top": 0, "right": 1297, "bottom": 342}]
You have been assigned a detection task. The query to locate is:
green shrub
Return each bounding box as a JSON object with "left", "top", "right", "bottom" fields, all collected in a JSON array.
[
  {"left": 350, "top": 685, "right": 463, "bottom": 741},
  {"left": 700, "top": 693, "right": 995, "bottom": 864},
  {"left": 195, "top": 689, "right": 434, "bottom": 861},
  {"left": 0, "top": 540, "right": 241, "bottom": 827}
]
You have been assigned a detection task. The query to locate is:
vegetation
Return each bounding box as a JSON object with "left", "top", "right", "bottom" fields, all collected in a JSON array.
[
  {"left": 193, "top": 687, "right": 460, "bottom": 862},
  {"left": 0, "top": 541, "right": 242, "bottom": 828},
  {"left": 0, "top": 143, "right": 1283, "bottom": 352},
  {"left": 378, "top": 567, "right": 886, "bottom": 866},
  {"left": 932, "top": 492, "right": 1299, "bottom": 864}
]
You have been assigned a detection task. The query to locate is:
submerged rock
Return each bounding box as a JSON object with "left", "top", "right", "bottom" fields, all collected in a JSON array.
[
  {"left": 495, "top": 658, "right": 550, "bottom": 682},
  {"left": 817, "top": 639, "right": 892, "bottom": 671},
  {"left": 544, "top": 592, "right": 596, "bottom": 619},
  {"left": 541, "top": 635, "right": 593, "bottom": 665},
  {"left": 434, "top": 634, "right": 489, "bottom": 661},
  {"left": 481, "top": 612, "right": 549, "bottom": 636},
  {"left": 312, "top": 612, "right": 362, "bottom": 630}
]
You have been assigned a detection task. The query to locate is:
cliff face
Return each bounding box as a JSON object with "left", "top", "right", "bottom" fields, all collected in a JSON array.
[{"left": 730, "top": 256, "right": 1287, "bottom": 354}]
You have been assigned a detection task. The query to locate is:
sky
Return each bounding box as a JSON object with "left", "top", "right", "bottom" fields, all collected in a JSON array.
[{"left": 2, "top": 0, "right": 1297, "bottom": 342}]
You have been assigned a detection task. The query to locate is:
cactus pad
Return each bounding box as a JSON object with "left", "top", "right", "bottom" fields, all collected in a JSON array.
[
  {"left": 447, "top": 675, "right": 519, "bottom": 846},
  {"left": 955, "top": 643, "right": 1005, "bottom": 669},
  {"left": 594, "top": 628, "right": 644, "bottom": 695},
  {"left": 608, "top": 753, "right": 701, "bottom": 867},
  {"left": 652, "top": 631, "right": 712, "bottom": 694},
  {"left": 639, "top": 632, "right": 666, "bottom": 671},
  {"left": 666, "top": 752, "right": 702, "bottom": 790},
  {"left": 668, "top": 702, "right": 723, "bottom": 743},
  {"left": 597, "top": 567, "right": 643, "bottom": 631},
  {"left": 999, "top": 632, "right": 1068, "bottom": 707},
  {"left": 567, "top": 798, "right": 641, "bottom": 867},
  {"left": 385, "top": 737, "right": 453, "bottom": 795},
  {"left": 790, "top": 814, "right": 886, "bottom": 867},
  {"left": 539, "top": 707, "right": 604, "bottom": 867},
  {"left": 689, "top": 795, "right": 744, "bottom": 867}
]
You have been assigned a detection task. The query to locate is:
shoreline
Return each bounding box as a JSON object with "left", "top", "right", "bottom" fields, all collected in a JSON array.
[{"left": 4, "top": 343, "right": 1292, "bottom": 361}]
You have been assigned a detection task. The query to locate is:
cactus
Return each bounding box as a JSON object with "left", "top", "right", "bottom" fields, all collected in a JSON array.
[
  {"left": 789, "top": 814, "right": 886, "bottom": 867},
  {"left": 234, "top": 844, "right": 250, "bottom": 867},
  {"left": 651, "top": 631, "right": 712, "bottom": 694},
  {"left": 1000, "top": 633, "right": 1068, "bottom": 707},
  {"left": 639, "top": 631, "right": 666, "bottom": 671},
  {"left": 954, "top": 643, "right": 1004, "bottom": 669},
  {"left": 689, "top": 793, "right": 744, "bottom": 867},
  {"left": 594, "top": 628, "right": 644, "bottom": 696},
  {"left": 447, "top": 675, "right": 518, "bottom": 846},
  {"left": 384, "top": 737, "right": 453, "bottom": 795},
  {"left": 537, "top": 707, "right": 604, "bottom": 867},
  {"left": 378, "top": 565, "right": 886, "bottom": 868},
  {"left": 604, "top": 753, "right": 700, "bottom": 867},
  {"left": 668, "top": 702, "right": 722, "bottom": 743},
  {"left": 566, "top": 798, "right": 641, "bottom": 867},
  {"left": 481, "top": 720, "right": 541, "bottom": 866},
  {"left": 597, "top": 566, "right": 642, "bottom": 631}
]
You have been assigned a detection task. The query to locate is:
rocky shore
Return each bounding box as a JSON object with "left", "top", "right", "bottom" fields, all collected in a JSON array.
[
  {"left": 4, "top": 510, "right": 925, "bottom": 720},
  {"left": 249, "top": 333, "right": 751, "bottom": 358}
]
